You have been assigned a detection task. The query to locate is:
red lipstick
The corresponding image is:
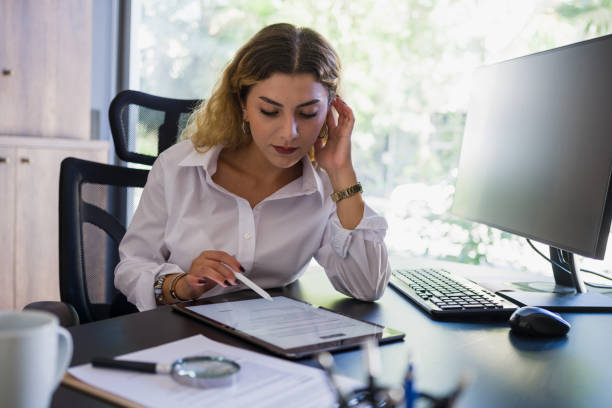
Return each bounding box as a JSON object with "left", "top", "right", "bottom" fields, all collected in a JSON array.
[{"left": 273, "top": 146, "right": 298, "bottom": 155}]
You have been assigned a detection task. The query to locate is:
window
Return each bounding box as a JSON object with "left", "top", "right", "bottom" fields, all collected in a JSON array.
[{"left": 128, "top": 0, "right": 612, "bottom": 277}]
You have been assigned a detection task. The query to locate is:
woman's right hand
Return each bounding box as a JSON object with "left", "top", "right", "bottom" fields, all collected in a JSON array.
[{"left": 179, "top": 251, "right": 243, "bottom": 299}]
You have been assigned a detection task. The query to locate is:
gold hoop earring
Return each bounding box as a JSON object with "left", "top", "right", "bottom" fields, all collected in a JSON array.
[
  {"left": 318, "top": 123, "right": 328, "bottom": 139},
  {"left": 242, "top": 120, "right": 251, "bottom": 137}
]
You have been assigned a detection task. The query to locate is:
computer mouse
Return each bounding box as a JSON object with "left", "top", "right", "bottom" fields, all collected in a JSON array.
[{"left": 508, "top": 306, "right": 570, "bottom": 337}]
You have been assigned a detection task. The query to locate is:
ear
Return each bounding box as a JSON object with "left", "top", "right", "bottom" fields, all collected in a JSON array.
[
  {"left": 239, "top": 99, "right": 248, "bottom": 121},
  {"left": 238, "top": 94, "right": 248, "bottom": 121}
]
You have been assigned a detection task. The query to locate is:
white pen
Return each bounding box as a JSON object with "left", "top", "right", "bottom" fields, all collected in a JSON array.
[{"left": 234, "top": 272, "right": 273, "bottom": 301}]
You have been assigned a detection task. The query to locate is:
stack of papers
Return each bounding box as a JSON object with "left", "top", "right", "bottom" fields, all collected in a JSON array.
[{"left": 68, "top": 334, "right": 362, "bottom": 408}]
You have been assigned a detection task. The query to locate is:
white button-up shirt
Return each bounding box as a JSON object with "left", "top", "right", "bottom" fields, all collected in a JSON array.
[{"left": 115, "top": 140, "right": 391, "bottom": 311}]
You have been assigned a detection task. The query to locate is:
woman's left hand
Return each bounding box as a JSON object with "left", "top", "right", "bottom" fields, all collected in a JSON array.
[
  {"left": 315, "top": 96, "right": 364, "bottom": 229},
  {"left": 314, "top": 96, "right": 355, "bottom": 176}
]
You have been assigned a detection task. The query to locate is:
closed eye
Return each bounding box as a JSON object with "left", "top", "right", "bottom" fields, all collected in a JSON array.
[
  {"left": 260, "top": 110, "right": 318, "bottom": 119},
  {"left": 300, "top": 112, "right": 318, "bottom": 119},
  {"left": 260, "top": 109, "right": 279, "bottom": 116}
]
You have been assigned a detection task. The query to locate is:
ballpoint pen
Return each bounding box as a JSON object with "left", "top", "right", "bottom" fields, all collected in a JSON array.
[{"left": 404, "top": 362, "right": 415, "bottom": 408}]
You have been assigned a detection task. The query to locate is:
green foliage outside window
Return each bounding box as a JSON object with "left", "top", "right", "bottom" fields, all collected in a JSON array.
[{"left": 131, "top": 0, "right": 612, "bottom": 274}]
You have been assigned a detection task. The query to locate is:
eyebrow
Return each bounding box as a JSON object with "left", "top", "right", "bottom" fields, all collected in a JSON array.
[{"left": 259, "top": 96, "right": 320, "bottom": 108}]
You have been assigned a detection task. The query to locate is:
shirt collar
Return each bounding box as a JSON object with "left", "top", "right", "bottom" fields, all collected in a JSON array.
[
  {"left": 178, "top": 143, "right": 325, "bottom": 203},
  {"left": 178, "top": 144, "right": 223, "bottom": 175},
  {"left": 300, "top": 156, "right": 326, "bottom": 203}
]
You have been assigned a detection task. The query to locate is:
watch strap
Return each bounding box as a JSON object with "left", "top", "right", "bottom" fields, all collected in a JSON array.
[{"left": 330, "top": 182, "right": 363, "bottom": 203}]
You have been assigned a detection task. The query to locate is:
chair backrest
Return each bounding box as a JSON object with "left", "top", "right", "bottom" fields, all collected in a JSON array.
[
  {"left": 109, "top": 90, "right": 201, "bottom": 165},
  {"left": 59, "top": 157, "right": 149, "bottom": 323}
]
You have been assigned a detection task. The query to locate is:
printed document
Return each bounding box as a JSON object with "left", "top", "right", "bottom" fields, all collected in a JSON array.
[{"left": 68, "top": 334, "right": 361, "bottom": 408}]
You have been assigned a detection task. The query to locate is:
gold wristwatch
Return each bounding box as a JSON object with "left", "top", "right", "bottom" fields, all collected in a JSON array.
[{"left": 330, "top": 182, "right": 363, "bottom": 203}]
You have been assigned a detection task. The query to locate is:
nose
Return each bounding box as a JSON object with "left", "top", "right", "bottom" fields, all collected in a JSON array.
[{"left": 280, "top": 114, "right": 299, "bottom": 142}]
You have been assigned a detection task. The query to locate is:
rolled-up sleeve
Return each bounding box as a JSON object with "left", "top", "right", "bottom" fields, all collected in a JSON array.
[
  {"left": 114, "top": 156, "right": 184, "bottom": 311},
  {"left": 314, "top": 204, "right": 391, "bottom": 301}
]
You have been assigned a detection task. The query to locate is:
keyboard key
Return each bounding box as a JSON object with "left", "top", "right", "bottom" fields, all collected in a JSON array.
[{"left": 440, "top": 305, "right": 463, "bottom": 310}]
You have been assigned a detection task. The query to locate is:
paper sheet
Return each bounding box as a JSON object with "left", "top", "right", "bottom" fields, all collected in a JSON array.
[
  {"left": 68, "top": 334, "right": 362, "bottom": 408},
  {"left": 187, "top": 296, "right": 382, "bottom": 349}
]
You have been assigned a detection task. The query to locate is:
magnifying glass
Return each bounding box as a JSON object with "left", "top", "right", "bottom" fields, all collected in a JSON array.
[{"left": 92, "top": 355, "right": 240, "bottom": 388}]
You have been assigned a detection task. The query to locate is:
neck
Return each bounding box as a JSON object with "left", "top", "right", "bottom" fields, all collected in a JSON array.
[{"left": 221, "top": 142, "right": 302, "bottom": 186}]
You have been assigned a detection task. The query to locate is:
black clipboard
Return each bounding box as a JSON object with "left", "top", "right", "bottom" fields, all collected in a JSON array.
[{"left": 173, "top": 296, "right": 404, "bottom": 359}]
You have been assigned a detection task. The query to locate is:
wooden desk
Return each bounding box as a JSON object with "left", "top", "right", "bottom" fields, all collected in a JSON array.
[{"left": 52, "top": 266, "right": 612, "bottom": 408}]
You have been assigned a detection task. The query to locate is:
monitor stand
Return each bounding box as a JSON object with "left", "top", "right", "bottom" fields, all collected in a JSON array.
[{"left": 498, "top": 247, "right": 612, "bottom": 312}]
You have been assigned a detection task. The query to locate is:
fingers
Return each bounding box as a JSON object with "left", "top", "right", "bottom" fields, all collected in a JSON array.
[
  {"left": 201, "top": 250, "right": 244, "bottom": 273},
  {"left": 326, "top": 107, "right": 336, "bottom": 131},
  {"left": 328, "top": 96, "right": 355, "bottom": 134},
  {"left": 187, "top": 250, "right": 244, "bottom": 288}
]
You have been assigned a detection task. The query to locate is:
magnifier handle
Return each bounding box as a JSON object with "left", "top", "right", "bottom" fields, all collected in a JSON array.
[{"left": 92, "top": 357, "right": 158, "bottom": 373}]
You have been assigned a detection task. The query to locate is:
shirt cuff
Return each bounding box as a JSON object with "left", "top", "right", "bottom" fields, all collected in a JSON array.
[
  {"left": 328, "top": 204, "right": 388, "bottom": 258},
  {"left": 123, "top": 263, "right": 185, "bottom": 311}
]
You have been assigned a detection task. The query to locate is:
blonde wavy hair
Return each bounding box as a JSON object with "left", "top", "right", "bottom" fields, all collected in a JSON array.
[{"left": 183, "top": 23, "right": 341, "bottom": 157}]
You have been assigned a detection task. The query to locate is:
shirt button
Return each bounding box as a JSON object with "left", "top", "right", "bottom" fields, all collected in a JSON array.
[{"left": 243, "top": 232, "right": 251, "bottom": 239}]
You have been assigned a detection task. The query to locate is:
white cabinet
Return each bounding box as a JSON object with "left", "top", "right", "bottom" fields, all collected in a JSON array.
[
  {"left": 0, "top": 146, "right": 16, "bottom": 309},
  {"left": 0, "top": 0, "right": 106, "bottom": 310},
  {"left": 0, "top": 0, "right": 91, "bottom": 139},
  {"left": 0, "top": 136, "right": 108, "bottom": 310}
]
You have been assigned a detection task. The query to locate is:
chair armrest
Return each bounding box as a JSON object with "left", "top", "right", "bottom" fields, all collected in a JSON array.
[{"left": 23, "top": 301, "right": 80, "bottom": 327}]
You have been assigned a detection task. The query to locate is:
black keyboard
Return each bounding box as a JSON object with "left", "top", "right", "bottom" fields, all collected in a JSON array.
[{"left": 389, "top": 268, "right": 518, "bottom": 320}]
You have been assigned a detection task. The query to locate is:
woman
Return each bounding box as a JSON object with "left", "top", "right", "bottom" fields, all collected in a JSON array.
[{"left": 114, "top": 23, "right": 391, "bottom": 311}]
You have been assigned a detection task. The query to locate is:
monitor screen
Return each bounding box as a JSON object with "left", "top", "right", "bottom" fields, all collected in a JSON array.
[{"left": 452, "top": 34, "right": 612, "bottom": 260}]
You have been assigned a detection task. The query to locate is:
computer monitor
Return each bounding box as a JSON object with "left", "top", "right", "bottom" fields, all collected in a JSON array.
[{"left": 452, "top": 34, "right": 612, "bottom": 311}]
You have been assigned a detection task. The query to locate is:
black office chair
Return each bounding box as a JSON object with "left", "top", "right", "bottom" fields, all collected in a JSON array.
[
  {"left": 25, "top": 158, "right": 149, "bottom": 325},
  {"left": 109, "top": 89, "right": 201, "bottom": 165},
  {"left": 25, "top": 91, "right": 200, "bottom": 326},
  {"left": 62, "top": 157, "right": 149, "bottom": 323}
]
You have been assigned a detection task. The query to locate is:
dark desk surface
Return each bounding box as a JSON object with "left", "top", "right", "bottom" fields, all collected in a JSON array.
[{"left": 53, "top": 264, "right": 612, "bottom": 408}]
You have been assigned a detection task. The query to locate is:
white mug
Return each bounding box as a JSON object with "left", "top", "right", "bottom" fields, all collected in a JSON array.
[{"left": 0, "top": 310, "right": 73, "bottom": 408}]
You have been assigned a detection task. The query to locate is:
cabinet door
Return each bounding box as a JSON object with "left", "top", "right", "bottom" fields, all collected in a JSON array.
[
  {"left": 0, "top": 147, "right": 16, "bottom": 309},
  {"left": 0, "top": 0, "right": 92, "bottom": 138},
  {"left": 13, "top": 146, "right": 106, "bottom": 310},
  {"left": 14, "top": 148, "right": 64, "bottom": 309}
]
